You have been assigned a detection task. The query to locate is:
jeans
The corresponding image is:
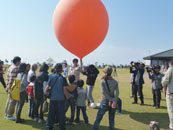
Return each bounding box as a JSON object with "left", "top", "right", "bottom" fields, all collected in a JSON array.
[
  {"left": 64, "top": 99, "right": 76, "bottom": 122},
  {"left": 75, "top": 106, "right": 89, "bottom": 124},
  {"left": 34, "top": 98, "right": 43, "bottom": 119},
  {"left": 46, "top": 100, "right": 66, "bottom": 130},
  {"left": 166, "top": 94, "right": 173, "bottom": 129},
  {"left": 29, "top": 97, "right": 35, "bottom": 118},
  {"left": 86, "top": 85, "right": 95, "bottom": 103},
  {"left": 0, "top": 77, "right": 6, "bottom": 88},
  {"left": 152, "top": 89, "right": 161, "bottom": 107},
  {"left": 16, "top": 91, "right": 27, "bottom": 120},
  {"left": 93, "top": 100, "right": 116, "bottom": 130},
  {"left": 134, "top": 84, "right": 144, "bottom": 103}
]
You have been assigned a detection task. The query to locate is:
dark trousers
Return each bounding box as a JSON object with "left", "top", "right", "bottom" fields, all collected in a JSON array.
[
  {"left": 0, "top": 77, "right": 6, "bottom": 88},
  {"left": 64, "top": 99, "right": 76, "bottom": 122},
  {"left": 34, "top": 98, "right": 43, "bottom": 119},
  {"left": 46, "top": 100, "right": 66, "bottom": 130},
  {"left": 29, "top": 97, "right": 35, "bottom": 118},
  {"left": 16, "top": 91, "right": 27, "bottom": 120},
  {"left": 152, "top": 89, "right": 161, "bottom": 107},
  {"left": 75, "top": 106, "right": 89, "bottom": 124},
  {"left": 93, "top": 100, "right": 116, "bottom": 130},
  {"left": 134, "top": 84, "right": 144, "bottom": 103},
  {"left": 131, "top": 84, "right": 135, "bottom": 96}
]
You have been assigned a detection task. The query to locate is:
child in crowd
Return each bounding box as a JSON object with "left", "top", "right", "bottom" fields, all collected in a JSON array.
[
  {"left": 26, "top": 75, "right": 36, "bottom": 119},
  {"left": 65, "top": 75, "right": 78, "bottom": 124},
  {"left": 148, "top": 65, "right": 164, "bottom": 109},
  {"left": 75, "top": 79, "right": 89, "bottom": 125}
]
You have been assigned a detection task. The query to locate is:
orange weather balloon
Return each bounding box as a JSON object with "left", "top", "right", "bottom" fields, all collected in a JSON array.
[{"left": 53, "top": 0, "right": 109, "bottom": 59}]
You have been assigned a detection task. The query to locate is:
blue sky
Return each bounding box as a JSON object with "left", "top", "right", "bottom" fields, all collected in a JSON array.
[{"left": 0, "top": 0, "right": 172, "bottom": 65}]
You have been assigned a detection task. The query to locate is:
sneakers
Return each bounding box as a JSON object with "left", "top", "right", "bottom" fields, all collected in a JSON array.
[
  {"left": 90, "top": 103, "right": 97, "bottom": 108},
  {"left": 140, "top": 103, "right": 144, "bottom": 105},
  {"left": 34, "top": 117, "right": 39, "bottom": 122},
  {"left": 85, "top": 123, "right": 90, "bottom": 126},
  {"left": 6, "top": 116, "right": 16, "bottom": 121},
  {"left": 155, "top": 106, "right": 160, "bottom": 109},
  {"left": 130, "top": 95, "right": 134, "bottom": 98},
  {"left": 38, "top": 119, "right": 45, "bottom": 123},
  {"left": 132, "top": 102, "right": 137, "bottom": 104},
  {"left": 16, "top": 119, "right": 25, "bottom": 123}
]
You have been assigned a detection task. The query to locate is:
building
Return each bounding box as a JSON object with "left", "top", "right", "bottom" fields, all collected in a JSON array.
[{"left": 143, "top": 49, "right": 173, "bottom": 68}]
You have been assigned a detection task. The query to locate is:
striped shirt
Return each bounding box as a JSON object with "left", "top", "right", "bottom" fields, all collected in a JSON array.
[{"left": 6, "top": 64, "right": 19, "bottom": 85}]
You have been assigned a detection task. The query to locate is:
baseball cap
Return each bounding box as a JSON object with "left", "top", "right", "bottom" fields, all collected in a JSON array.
[{"left": 103, "top": 66, "right": 113, "bottom": 75}]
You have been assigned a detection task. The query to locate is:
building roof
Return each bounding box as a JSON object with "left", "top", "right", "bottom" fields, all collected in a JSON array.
[{"left": 143, "top": 49, "right": 173, "bottom": 60}]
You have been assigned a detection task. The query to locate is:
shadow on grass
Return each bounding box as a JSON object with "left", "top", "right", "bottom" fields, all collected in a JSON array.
[
  {"left": 22, "top": 119, "right": 124, "bottom": 130},
  {"left": 123, "top": 110, "right": 169, "bottom": 129}
]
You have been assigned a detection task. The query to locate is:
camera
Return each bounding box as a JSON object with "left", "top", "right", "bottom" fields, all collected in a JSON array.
[
  {"left": 146, "top": 65, "right": 161, "bottom": 73},
  {"left": 146, "top": 67, "right": 154, "bottom": 73}
]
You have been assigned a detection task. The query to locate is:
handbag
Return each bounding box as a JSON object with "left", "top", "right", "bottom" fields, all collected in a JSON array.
[
  {"left": 43, "top": 100, "right": 49, "bottom": 113},
  {"left": 11, "top": 79, "right": 21, "bottom": 101},
  {"left": 105, "top": 79, "right": 122, "bottom": 112},
  {"left": 45, "top": 75, "right": 59, "bottom": 99},
  {"left": 11, "top": 73, "right": 24, "bottom": 101}
]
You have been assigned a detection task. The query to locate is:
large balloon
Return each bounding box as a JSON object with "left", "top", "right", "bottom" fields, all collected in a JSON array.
[{"left": 53, "top": 0, "right": 109, "bottom": 59}]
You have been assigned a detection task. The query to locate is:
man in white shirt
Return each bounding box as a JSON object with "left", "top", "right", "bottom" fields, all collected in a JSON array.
[
  {"left": 27, "top": 64, "right": 38, "bottom": 83},
  {"left": 69, "top": 59, "right": 83, "bottom": 83}
]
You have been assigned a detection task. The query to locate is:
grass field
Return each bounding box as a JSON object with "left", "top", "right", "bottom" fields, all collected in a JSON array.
[{"left": 0, "top": 68, "right": 169, "bottom": 130}]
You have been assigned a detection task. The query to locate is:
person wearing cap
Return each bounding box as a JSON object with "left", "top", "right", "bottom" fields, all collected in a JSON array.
[
  {"left": 148, "top": 65, "right": 164, "bottom": 109},
  {"left": 69, "top": 58, "right": 83, "bottom": 83},
  {"left": 162, "top": 60, "right": 173, "bottom": 130},
  {"left": 45, "top": 63, "right": 69, "bottom": 130},
  {"left": 0, "top": 61, "right": 7, "bottom": 89},
  {"left": 93, "top": 66, "right": 119, "bottom": 130},
  {"left": 5, "top": 56, "right": 21, "bottom": 121}
]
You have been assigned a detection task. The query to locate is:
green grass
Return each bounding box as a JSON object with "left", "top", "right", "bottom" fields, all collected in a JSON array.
[{"left": 0, "top": 68, "right": 169, "bottom": 130}]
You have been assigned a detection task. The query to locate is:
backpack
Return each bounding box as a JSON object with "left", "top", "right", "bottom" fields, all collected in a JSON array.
[{"left": 10, "top": 78, "right": 21, "bottom": 101}]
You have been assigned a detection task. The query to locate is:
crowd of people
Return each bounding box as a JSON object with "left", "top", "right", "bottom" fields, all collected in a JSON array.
[
  {"left": 129, "top": 60, "right": 173, "bottom": 130},
  {"left": 1, "top": 56, "right": 173, "bottom": 130},
  {"left": 0, "top": 57, "right": 119, "bottom": 130}
]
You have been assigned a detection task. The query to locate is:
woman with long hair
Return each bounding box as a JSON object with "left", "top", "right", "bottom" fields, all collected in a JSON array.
[
  {"left": 16, "top": 63, "right": 28, "bottom": 123},
  {"left": 93, "top": 66, "right": 119, "bottom": 130},
  {"left": 34, "top": 63, "right": 49, "bottom": 123}
]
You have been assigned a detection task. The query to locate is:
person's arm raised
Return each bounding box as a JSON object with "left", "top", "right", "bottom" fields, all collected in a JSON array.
[{"left": 80, "top": 59, "right": 84, "bottom": 73}]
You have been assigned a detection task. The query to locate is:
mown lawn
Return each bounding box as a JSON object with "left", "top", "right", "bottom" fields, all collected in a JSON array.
[{"left": 0, "top": 68, "right": 169, "bottom": 130}]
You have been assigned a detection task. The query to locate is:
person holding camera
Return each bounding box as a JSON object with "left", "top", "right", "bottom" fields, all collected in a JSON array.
[
  {"left": 130, "top": 61, "right": 135, "bottom": 98},
  {"left": 93, "top": 66, "right": 119, "bottom": 130},
  {"left": 147, "top": 65, "right": 164, "bottom": 109},
  {"left": 131, "top": 62, "right": 145, "bottom": 105}
]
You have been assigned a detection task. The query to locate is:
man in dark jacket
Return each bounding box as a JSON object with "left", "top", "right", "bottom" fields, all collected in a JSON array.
[
  {"left": 82, "top": 65, "right": 99, "bottom": 108},
  {"left": 131, "top": 63, "right": 145, "bottom": 105}
]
